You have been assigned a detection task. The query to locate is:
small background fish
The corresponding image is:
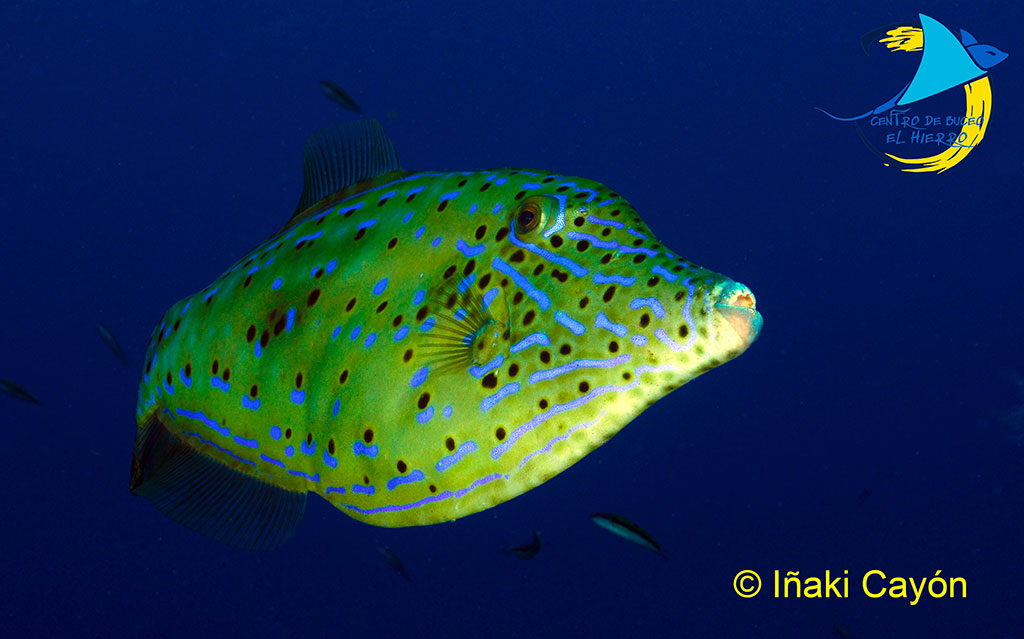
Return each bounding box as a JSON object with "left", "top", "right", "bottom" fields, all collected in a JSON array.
[
  {"left": 97, "top": 322, "right": 129, "bottom": 366},
  {"left": 320, "top": 80, "right": 363, "bottom": 114},
  {"left": 0, "top": 379, "right": 40, "bottom": 405},
  {"left": 505, "top": 529, "right": 542, "bottom": 559}
]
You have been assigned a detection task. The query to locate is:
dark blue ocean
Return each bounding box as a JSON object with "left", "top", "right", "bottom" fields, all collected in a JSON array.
[{"left": 2, "top": 1, "right": 1022, "bottom": 637}]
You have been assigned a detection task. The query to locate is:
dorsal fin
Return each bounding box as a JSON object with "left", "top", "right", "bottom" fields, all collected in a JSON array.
[{"left": 291, "top": 118, "right": 402, "bottom": 220}]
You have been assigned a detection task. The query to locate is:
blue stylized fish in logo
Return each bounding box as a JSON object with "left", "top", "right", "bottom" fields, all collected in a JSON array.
[{"left": 818, "top": 14, "right": 1007, "bottom": 121}]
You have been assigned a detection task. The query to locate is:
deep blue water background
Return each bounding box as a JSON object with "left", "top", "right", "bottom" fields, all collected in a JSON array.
[{"left": 2, "top": 1, "right": 1022, "bottom": 637}]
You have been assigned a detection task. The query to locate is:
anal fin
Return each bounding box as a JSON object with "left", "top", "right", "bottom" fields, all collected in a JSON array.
[{"left": 130, "top": 413, "right": 306, "bottom": 551}]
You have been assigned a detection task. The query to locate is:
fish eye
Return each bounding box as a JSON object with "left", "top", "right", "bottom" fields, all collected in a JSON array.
[{"left": 514, "top": 198, "right": 545, "bottom": 235}]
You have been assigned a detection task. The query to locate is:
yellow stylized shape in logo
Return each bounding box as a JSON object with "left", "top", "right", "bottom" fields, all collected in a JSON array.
[
  {"left": 885, "top": 77, "right": 990, "bottom": 173},
  {"left": 879, "top": 27, "right": 923, "bottom": 52}
]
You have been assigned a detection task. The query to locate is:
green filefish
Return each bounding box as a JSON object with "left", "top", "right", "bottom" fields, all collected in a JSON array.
[
  {"left": 320, "top": 80, "right": 363, "bottom": 114},
  {"left": 1, "top": 378, "right": 41, "bottom": 405},
  {"left": 590, "top": 513, "right": 663, "bottom": 556},
  {"left": 130, "top": 119, "right": 762, "bottom": 550},
  {"left": 97, "top": 322, "right": 129, "bottom": 366}
]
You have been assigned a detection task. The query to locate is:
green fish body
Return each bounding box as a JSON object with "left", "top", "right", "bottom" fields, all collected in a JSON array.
[{"left": 131, "top": 120, "right": 762, "bottom": 549}]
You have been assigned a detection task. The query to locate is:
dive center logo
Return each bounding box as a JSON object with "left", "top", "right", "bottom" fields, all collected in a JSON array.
[{"left": 818, "top": 14, "right": 1007, "bottom": 173}]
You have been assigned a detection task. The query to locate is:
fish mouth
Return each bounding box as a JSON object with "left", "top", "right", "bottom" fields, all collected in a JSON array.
[{"left": 711, "top": 281, "right": 763, "bottom": 358}]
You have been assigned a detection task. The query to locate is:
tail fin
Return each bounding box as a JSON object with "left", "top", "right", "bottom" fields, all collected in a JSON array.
[{"left": 130, "top": 412, "right": 307, "bottom": 550}]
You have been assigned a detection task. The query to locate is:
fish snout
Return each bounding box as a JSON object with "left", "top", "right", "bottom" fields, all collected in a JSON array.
[{"left": 711, "top": 281, "right": 762, "bottom": 359}]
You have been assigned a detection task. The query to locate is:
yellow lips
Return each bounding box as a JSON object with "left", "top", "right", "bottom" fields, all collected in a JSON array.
[{"left": 712, "top": 282, "right": 763, "bottom": 358}]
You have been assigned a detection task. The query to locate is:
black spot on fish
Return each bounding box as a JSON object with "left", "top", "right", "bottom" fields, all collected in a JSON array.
[
  {"left": 338, "top": 369, "right": 349, "bottom": 384},
  {"left": 576, "top": 240, "right": 590, "bottom": 252},
  {"left": 416, "top": 306, "right": 429, "bottom": 322},
  {"left": 480, "top": 182, "right": 491, "bottom": 192},
  {"left": 556, "top": 185, "right": 569, "bottom": 193},
  {"left": 477, "top": 273, "right": 491, "bottom": 289},
  {"left": 250, "top": 384, "right": 258, "bottom": 398},
  {"left": 482, "top": 372, "right": 498, "bottom": 389},
  {"left": 674, "top": 290, "right": 686, "bottom": 301},
  {"left": 463, "top": 260, "right": 475, "bottom": 276},
  {"left": 392, "top": 314, "right": 403, "bottom": 327},
  {"left": 314, "top": 268, "right": 324, "bottom": 279},
  {"left": 623, "top": 371, "right": 632, "bottom": 381},
  {"left": 328, "top": 439, "right": 335, "bottom": 455},
  {"left": 550, "top": 269, "right": 568, "bottom": 283},
  {"left": 165, "top": 372, "right": 172, "bottom": 386},
  {"left": 533, "top": 264, "right": 544, "bottom": 276},
  {"left": 244, "top": 274, "right": 253, "bottom": 287},
  {"left": 377, "top": 301, "right": 388, "bottom": 313},
  {"left": 273, "top": 316, "right": 286, "bottom": 336},
  {"left": 222, "top": 368, "right": 230, "bottom": 382},
  {"left": 573, "top": 217, "right": 584, "bottom": 227},
  {"left": 495, "top": 228, "right": 509, "bottom": 242},
  {"left": 510, "top": 250, "right": 525, "bottom": 263},
  {"left": 307, "top": 289, "right": 321, "bottom": 306},
  {"left": 438, "top": 200, "right": 449, "bottom": 212},
  {"left": 184, "top": 363, "right": 192, "bottom": 377},
  {"left": 508, "top": 363, "right": 519, "bottom": 378},
  {"left": 550, "top": 235, "right": 564, "bottom": 248},
  {"left": 418, "top": 393, "right": 430, "bottom": 409},
  {"left": 445, "top": 437, "right": 455, "bottom": 452},
  {"left": 444, "top": 264, "right": 457, "bottom": 279},
  {"left": 212, "top": 360, "right": 219, "bottom": 375},
  {"left": 387, "top": 238, "right": 398, "bottom": 250},
  {"left": 559, "top": 344, "right": 571, "bottom": 355},
  {"left": 246, "top": 325, "right": 256, "bottom": 342},
  {"left": 523, "top": 310, "right": 535, "bottom": 326},
  {"left": 647, "top": 276, "right": 661, "bottom": 288},
  {"left": 173, "top": 319, "right": 180, "bottom": 332},
  {"left": 397, "top": 460, "right": 407, "bottom": 473},
  {"left": 538, "top": 399, "right": 548, "bottom": 409},
  {"left": 363, "top": 429, "right": 374, "bottom": 443},
  {"left": 600, "top": 253, "right": 612, "bottom": 264},
  {"left": 632, "top": 238, "right": 644, "bottom": 247},
  {"left": 285, "top": 427, "right": 293, "bottom": 439},
  {"left": 679, "top": 324, "right": 689, "bottom": 338},
  {"left": 513, "top": 291, "right": 524, "bottom": 305},
  {"left": 295, "top": 372, "right": 303, "bottom": 388},
  {"left": 609, "top": 341, "right": 619, "bottom": 353},
  {"left": 573, "top": 191, "right": 588, "bottom": 200},
  {"left": 514, "top": 190, "right": 525, "bottom": 201},
  {"left": 403, "top": 349, "right": 413, "bottom": 362},
  {"left": 354, "top": 228, "right": 367, "bottom": 241},
  {"left": 458, "top": 179, "right": 468, "bottom": 187},
  {"left": 632, "top": 254, "right": 647, "bottom": 264},
  {"left": 539, "top": 350, "right": 551, "bottom": 364},
  {"left": 579, "top": 381, "right": 589, "bottom": 393},
  {"left": 260, "top": 330, "right": 270, "bottom": 348},
  {"left": 579, "top": 297, "right": 589, "bottom": 309},
  {"left": 475, "top": 225, "right": 487, "bottom": 240},
  {"left": 610, "top": 208, "right": 621, "bottom": 217},
  {"left": 603, "top": 286, "right": 616, "bottom": 302},
  {"left": 639, "top": 313, "right": 650, "bottom": 328},
  {"left": 495, "top": 427, "right": 506, "bottom": 440}
]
